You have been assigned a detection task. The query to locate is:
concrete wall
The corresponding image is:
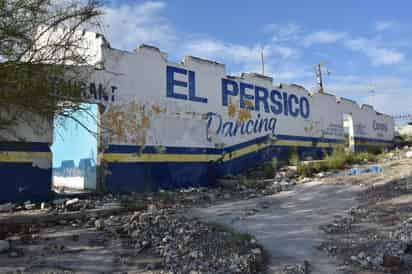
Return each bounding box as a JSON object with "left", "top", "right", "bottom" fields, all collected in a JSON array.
[
  {"left": 86, "top": 43, "right": 394, "bottom": 193},
  {"left": 0, "top": 112, "right": 53, "bottom": 203},
  {"left": 0, "top": 30, "right": 395, "bottom": 201}
]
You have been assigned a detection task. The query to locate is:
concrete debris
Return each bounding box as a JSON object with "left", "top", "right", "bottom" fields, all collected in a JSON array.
[
  {"left": 274, "top": 261, "right": 310, "bottom": 274},
  {"left": 0, "top": 202, "right": 265, "bottom": 273},
  {"left": 23, "top": 201, "right": 36, "bottom": 210},
  {"left": 317, "top": 147, "right": 412, "bottom": 273},
  {"left": 0, "top": 240, "right": 9, "bottom": 253},
  {"left": 65, "top": 198, "right": 80, "bottom": 208},
  {"left": 94, "top": 219, "right": 104, "bottom": 230},
  {"left": 2, "top": 147, "right": 412, "bottom": 273},
  {"left": 0, "top": 203, "right": 14, "bottom": 213},
  {"left": 116, "top": 209, "right": 264, "bottom": 273}
]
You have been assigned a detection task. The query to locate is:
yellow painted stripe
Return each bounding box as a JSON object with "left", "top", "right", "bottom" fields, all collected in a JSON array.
[
  {"left": 357, "top": 142, "right": 391, "bottom": 147},
  {"left": 222, "top": 143, "right": 270, "bottom": 161},
  {"left": 274, "top": 140, "right": 313, "bottom": 147},
  {"left": 102, "top": 152, "right": 221, "bottom": 163},
  {"left": 0, "top": 152, "right": 51, "bottom": 163},
  {"left": 103, "top": 141, "right": 341, "bottom": 163},
  {"left": 273, "top": 140, "right": 341, "bottom": 148}
]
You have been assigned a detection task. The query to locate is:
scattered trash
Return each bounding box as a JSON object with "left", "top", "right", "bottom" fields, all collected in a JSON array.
[{"left": 348, "top": 165, "right": 383, "bottom": 176}]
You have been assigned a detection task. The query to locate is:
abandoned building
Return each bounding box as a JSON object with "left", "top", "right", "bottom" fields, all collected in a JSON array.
[{"left": 0, "top": 30, "right": 394, "bottom": 203}]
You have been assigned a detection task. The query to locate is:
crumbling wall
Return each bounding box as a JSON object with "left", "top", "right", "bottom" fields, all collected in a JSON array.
[
  {"left": 90, "top": 43, "right": 394, "bottom": 193},
  {"left": 0, "top": 111, "right": 53, "bottom": 203}
]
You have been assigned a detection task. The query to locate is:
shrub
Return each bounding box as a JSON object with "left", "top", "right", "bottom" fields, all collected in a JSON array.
[
  {"left": 296, "top": 145, "right": 380, "bottom": 177},
  {"left": 262, "top": 159, "right": 277, "bottom": 178},
  {"left": 288, "top": 147, "right": 300, "bottom": 165}
]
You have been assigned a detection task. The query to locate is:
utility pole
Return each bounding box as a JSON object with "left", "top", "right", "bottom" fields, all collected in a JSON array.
[
  {"left": 260, "top": 47, "right": 265, "bottom": 75},
  {"left": 315, "top": 63, "right": 324, "bottom": 93}
]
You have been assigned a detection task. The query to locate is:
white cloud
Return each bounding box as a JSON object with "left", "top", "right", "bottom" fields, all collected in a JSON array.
[
  {"left": 364, "top": 91, "right": 412, "bottom": 115},
  {"left": 183, "top": 39, "right": 261, "bottom": 64},
  {"left": 325, "top": 75, "right": 412, "bottom": 115},
  {"left": 264, "top": 23, "right": 302, "bottom": 42},
  {"left": 375, "top": 21, "right": 395, "bottom": 32},
  {"left": 101, "top": 1, "right": 176, "bottom": 51},
  {"left": 344, "top": 38, "right": 404, "bottom": 65},
  {"left": 268, "top": 45, "right": 300, "bottom": 59},
  {"left": 183, "top": 39, "right": 299, "bottom": 70},
  {"left": 300, "top": 29, "right": 404, "bottom": 66},
  {"left": 303, "top": 31, "right": 347, "bottom": 47}
]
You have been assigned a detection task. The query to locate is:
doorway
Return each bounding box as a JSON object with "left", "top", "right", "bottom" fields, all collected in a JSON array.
[
  {"left": 51, "top": 103, "right": 98, "bottom": 191},
  {"left": 342, "top": 113, "right": 355, "bottom": 152}
]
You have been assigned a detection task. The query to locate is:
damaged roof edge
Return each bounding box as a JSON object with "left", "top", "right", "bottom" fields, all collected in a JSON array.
[{"left": 91, "top": 36, "right": 392, "bottom": 116}]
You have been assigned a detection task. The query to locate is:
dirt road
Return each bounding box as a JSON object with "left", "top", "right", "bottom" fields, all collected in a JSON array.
[{"left": 193, "top": 178, "right": 364, "bottom": 273}]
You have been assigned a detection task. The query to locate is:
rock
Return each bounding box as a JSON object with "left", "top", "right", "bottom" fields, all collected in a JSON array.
[
  {"left": 8, "top": 250, "right": 24, "bottom": 258},
  {"left": 371, "top": 256, "right": 383, "bottom": 266},
  {"left": 406, "top": 151, "right": 412, "bottom": 158},
  {"left": 0, "top": 240, "right": 10, "bottom": 253},
  {"left": 401, "top": 254, "right": 412, "bottom": 267},
  {"left": 131, "top": 229, "right": 140, "bottom": 238},
  {"left": 147, "top": 204, "right": 158, "bottom": 214},
  {"left": 316, "top": 172, "right": 325, "bottom": 178},
  {"left": 280, "top": 181, "right": 291, "bottom": 191},
  {"left": 358, "top": 251, "right": 366, "bottom": 259},
  {"left": 24, "top": 201, "right": 36, "bottom": 210},
  {"left": 383, "top": 254, "right": 401, "bottom": 267},
  {"left": 251, "top": 247, "right": 262, "bottom": 255},
  {"left": 0, "top": 203, "right": 14, "bottom": 213},
  {"left": 40, "top": 202, "right": 47, "bottom": 210},
  {"left": 189, "top": 250, "right": 203, "bottom": 259},
  {"left": 94, "top": 219, "right": 104, "bottom": 230},
  {"left": 52, "top": 198, "right": 67, "bottom": 208},
  {"left": 65, "top": 198, "right": 79, "bottom": 208}
]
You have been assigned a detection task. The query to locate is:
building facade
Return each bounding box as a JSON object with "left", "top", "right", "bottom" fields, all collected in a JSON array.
[{"left": 0, "top": 31, "right": 395, "bottom": 202}]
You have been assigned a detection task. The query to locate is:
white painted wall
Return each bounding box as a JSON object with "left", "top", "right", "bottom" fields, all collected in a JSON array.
[{"left": 85, "top": 44, "right": 394, "bottom": 149}]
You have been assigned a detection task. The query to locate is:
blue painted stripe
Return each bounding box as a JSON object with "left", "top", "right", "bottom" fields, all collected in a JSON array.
[
  {"left": 104, "top": 145, "right": 331, "bottom": 193},
  {"left": 276, "top": 135, "right": 342, "bottom": 143},
  {"left": 0, "top": 162, "right": 52, "bottom": 203},
  {"left": 106, "top": 144, "right": 221, "bottom": 154},
  {"left": 354, "top": 137, "right": 393, "bottom": 144},
  {"left": 0, "top": 142, "right": 51, "bottom": 152},
  {"left": 105, "top": 162, "right": 210, "bottom": 193},
  {"left": 105, "top": 134, "right": 343, "bottom": 155}
]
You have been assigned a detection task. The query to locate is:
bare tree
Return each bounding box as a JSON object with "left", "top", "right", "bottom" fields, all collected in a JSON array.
[{"left": 0, "top": 0, "right": 103, "bottom": 140}]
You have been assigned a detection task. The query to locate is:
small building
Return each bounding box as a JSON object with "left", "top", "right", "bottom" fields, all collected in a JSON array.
[{"left": 398, "top": 123, "right": 412, "bottom": 137}]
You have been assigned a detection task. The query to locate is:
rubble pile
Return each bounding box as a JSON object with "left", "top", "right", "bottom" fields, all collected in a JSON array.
[
  {"left": 317, "top": 151, "right": 412, "bottom": 273},
  {"left": 319, "top": 206, "right": 412, "bottom": 271},
  {"left": 0, "top": 203, "right": 266, "bottom": 273},
  {"left": 380, "top": 146, "right": 412, "bottom": 162},
  {"left": 0, "top": 165, "right": 307, "bottom": 218},
  {"left": 99, "top": 206, "right": 265, "bottom": 273},
  {"left": 274, "top": 261, "right": 310, "bottom": 274}
]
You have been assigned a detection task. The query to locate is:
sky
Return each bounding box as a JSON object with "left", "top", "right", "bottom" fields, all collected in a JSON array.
[
  {"left": 97, "top": 0, "right": 412, "bottom": 117},
  {"left": 52, "top": 104, "right": 97, "bottom": 168},
  {"left": 53, "top": 0, "right": 412, "bottom": 166}
]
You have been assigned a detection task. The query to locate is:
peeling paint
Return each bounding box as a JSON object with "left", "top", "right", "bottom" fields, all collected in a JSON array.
[{"left": 32, "top": 157, "right": 51, "bottom": 169}]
